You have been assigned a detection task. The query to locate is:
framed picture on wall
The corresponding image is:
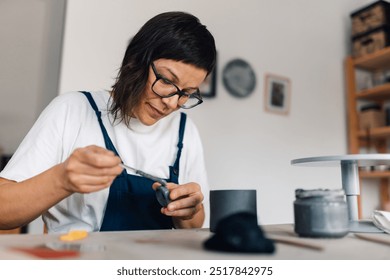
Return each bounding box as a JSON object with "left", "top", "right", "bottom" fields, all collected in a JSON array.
[
  {"left": 199, "top": 56, "right": 217, "bottom": 98},
  {"left": 264, "top": 73, "right": 291, "bottom": 115}
]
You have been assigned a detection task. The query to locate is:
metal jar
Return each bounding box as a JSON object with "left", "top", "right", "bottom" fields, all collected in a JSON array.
[{"left": 294, "top": 188, "right": 349, "bottom": 238}]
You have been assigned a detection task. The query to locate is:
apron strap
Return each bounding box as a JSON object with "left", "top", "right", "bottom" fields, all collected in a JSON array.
[
  {"left": 80, "top": 91, "right": 120, "bottom": 156},
  {"left": 170, "top": 112, "right": 187, "bottom": 177}
]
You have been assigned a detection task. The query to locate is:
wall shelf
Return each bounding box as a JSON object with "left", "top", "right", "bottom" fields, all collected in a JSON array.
[
  {"left": 354, "top": 47, "right": 390, "bottom": 71},
  {"left": 345, "top": 47, "right": 390, "bottom": 215},
  {"left": 360, "top": 171, "right": 390, "bottom": 179},
  {"left": 358, "top": 126, "right": 390, "bottom": 139},
  {"left": 357, "top": 83, "right": 390, "bottom": 101}
]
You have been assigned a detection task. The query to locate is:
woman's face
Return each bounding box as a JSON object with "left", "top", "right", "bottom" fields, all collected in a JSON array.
[{"left": 133, "top": 59, "right": 207, "bottom": 126}]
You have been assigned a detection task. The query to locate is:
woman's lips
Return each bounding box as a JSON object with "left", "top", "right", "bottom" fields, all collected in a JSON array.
[{"left": 147, "top": 103, "right": 165, "bottom": 119}]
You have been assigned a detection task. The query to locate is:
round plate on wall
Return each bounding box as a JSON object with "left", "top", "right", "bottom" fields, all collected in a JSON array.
[{"left": 222, "top": 58, "right": 256, "bottom": 98}]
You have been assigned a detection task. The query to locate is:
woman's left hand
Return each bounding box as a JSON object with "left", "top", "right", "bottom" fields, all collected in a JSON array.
[{"left": 152, "top": 182, "right": 204, "bottom": 228}]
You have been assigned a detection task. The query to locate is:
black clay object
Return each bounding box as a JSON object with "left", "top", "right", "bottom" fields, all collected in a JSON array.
[
  {"left": 156, "top": 185, "right": 171, "bottom": 207},
  {"left": 204, "top": 212, "right": 275, "bottom": 253},
  {"left": 120, "top": 164, "right": 171, "bottom": 207},
  {"left": 210, "top": 189, "right": 257, "bottom": 232}
]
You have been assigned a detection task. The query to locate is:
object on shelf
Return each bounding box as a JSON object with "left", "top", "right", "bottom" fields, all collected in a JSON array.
[
  {"left": 359, "top": 103, "right": 385, "bottom": 129},
  {"left": 358, "top": 70, "right": 390, "bottom": 90},
  {"left": 352, "top": 25, "right": 390, "bottom": 57},
  {"left": 372, "top": 71, "right": 386, "bottom": 86},
  {"left": 385, "top": 107, "right": 390, "bottom": 125},
  {"left": 359, "top": 166, "right": 374, "bottom": 172},
  {"left": 351, "top": 0, "right": 390, "bottom": 37},
  {"left": 373, "top": 164, "right": 390, "bottom": 171},
  {"left": 385, "top": 70, "right": 390, "bottom": 82}
]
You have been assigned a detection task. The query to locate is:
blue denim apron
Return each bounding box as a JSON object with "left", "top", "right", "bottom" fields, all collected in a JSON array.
[{"left": 81, "top": 91, "right": 186, "bottom": 231}]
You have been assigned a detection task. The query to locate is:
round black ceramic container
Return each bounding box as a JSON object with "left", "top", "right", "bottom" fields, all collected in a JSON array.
[
  {"left": 294, "top": 188, "right": 349, "bottom": 238},
  {"left": 209, "top": 189, "right": 257, "bottom": 232}
]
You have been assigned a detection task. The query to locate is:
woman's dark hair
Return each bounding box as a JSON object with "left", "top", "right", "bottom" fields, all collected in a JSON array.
[{"left": 110, "top": 11, "right": 217, "bottom": 126}]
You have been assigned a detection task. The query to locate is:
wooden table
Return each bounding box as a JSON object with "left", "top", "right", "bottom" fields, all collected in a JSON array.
[{"left": 0, "top": 224, "right": 389, "bottom": 260}]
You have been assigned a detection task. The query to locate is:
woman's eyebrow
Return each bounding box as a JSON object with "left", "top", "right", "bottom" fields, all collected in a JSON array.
[
  {"left": 160, "top": 67, "right": 180, "bottom": 83},
  {"left": 160, "top": 66, "right": 199, "bottom": 90}
]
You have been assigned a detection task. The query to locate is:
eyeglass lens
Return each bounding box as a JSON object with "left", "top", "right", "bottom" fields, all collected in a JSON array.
[{"left": 152, "top": 79, "right": 201, "bottom": 108}]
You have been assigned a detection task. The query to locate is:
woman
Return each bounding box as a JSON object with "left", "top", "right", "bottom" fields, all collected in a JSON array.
[{"left": 0, "top": 11, "right": 216, "bottom": 233}]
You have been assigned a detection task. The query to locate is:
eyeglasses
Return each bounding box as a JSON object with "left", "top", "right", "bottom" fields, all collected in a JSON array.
[{"left": 150, "top": 62, "right": 203, "bottom": 109}]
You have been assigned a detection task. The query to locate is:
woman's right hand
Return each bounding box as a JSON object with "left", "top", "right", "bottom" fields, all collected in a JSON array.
[{"left": 60, "top": 145, "right": 123, "bottom": 194}]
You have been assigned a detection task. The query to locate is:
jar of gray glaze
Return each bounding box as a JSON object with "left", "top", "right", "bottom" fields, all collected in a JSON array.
[{"left": 294, "top": 188, "right": 349, "bottom": 238}]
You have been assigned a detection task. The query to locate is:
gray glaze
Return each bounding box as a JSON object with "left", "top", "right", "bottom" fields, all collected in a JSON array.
[{"left": 294, "top": 188, "right": 349, "bottom": 238}]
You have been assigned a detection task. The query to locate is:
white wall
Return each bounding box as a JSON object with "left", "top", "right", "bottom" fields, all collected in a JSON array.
[
  {"left": 1, "top": 0, "right": 382, "bottom": 232},
  {"left": 0, "top": 0, "right": 66, "bottom": 154},
  {"left": 0, "top": 0, "right": 66, "bottom": 233}
]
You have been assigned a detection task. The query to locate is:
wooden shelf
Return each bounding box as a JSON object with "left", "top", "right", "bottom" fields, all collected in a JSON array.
[
  {"left": 358, "top": 126, "right": 390, "bottom": 139},
  {"left": 345, "top": 47, "right": 390, "bottom": 214},
  {"left": 357, "top": 83, "right": 390, "bottom": 101},
  {"left": 354, "top": 47, "right": 390, "bottom": 71},
  {"left": 360, "top": 171, "right": 390, "bottom": 178}
]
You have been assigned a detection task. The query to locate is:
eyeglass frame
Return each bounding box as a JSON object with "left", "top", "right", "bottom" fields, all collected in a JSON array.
[{"left": 150, "top": 62, "right": 203, "bottom": 109}]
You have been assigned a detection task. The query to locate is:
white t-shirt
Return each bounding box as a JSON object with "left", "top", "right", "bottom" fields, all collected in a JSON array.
[{"left": 0, "top": 91, "right": 210, "bottom": 233}]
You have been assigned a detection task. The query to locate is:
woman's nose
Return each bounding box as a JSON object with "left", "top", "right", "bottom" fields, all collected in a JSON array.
[{"left": 161, "top": 94, "right": 180, "bottom": 109}]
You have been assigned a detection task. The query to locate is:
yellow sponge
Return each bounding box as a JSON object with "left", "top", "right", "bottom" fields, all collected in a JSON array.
[{"left": 59, "top": 230, "right": 88, "bottom": 241}]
